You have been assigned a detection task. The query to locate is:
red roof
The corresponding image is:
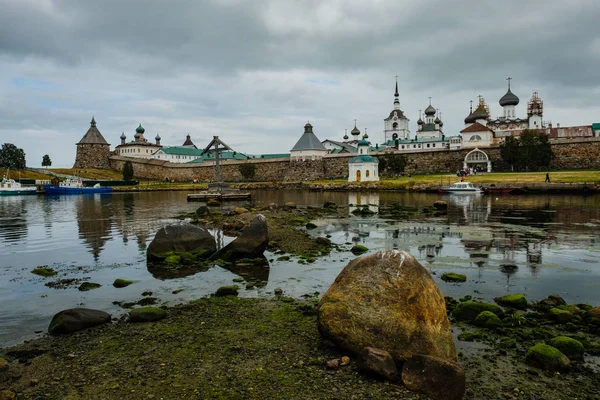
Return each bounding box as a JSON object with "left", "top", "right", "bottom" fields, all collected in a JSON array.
[{"left": 460, "top": 123, "right": 494, "bottom": 134}]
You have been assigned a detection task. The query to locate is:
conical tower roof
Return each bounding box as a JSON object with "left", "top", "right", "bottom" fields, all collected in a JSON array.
[
  {"left": 77, "top": 117, "right": 109, "bottom": 145},
  {"left": 291, "top": 122, "right": 327, "bottom": 151}
]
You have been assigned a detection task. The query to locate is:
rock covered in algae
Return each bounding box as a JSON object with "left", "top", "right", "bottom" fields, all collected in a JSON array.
[{"left": 317, "top": 250, "right": 457, "bottom": 363}]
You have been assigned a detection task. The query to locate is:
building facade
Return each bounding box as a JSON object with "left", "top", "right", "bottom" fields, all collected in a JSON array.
[{"left": 73, "top": 117, "right": 111, "bottom": 169}]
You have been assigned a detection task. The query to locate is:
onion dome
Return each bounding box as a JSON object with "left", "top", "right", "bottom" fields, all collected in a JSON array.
[
  {"left": 136, "top": 124, "right": 145, "bottom": 134},
  {"left": 343, "top": 133, "right": 349, "bottom": 140},
  {"left": 363, "top": 132, "right": 369, "bottom": 139},
  {"left": 351, "top": 125, "right": 361, "bottom": 136},
  {"left": 417, "top": 118, "right": 424, "bottom": 125},
  {"left": 155, "top": 133, "right": 161, "bottom": 141},
  {"left": 304, "top": 122, "right": 313, "bottom": 133},
  {"left": 134, "top": 132, "right": 140, "bottom": 140},
  {"left": 120, "top": 132, "right": 126, "bottom": 140},
  {"left": 357, "top": 139, "right": 370, "bottom": 146},
  {"left": 424, "top": 105, "right": 436, "bottom": 116},
  {"left": 499, "top": 89, "right": 519, "bottom": 107},
  {"left": 434, "top": 117, "right": 441, "bottom": 124},
  {"left": 470, "top": 104, "right": 489, "bottom": 120},
  {"left": 439, "top": 120, "right": 444, "bottom": 127}
]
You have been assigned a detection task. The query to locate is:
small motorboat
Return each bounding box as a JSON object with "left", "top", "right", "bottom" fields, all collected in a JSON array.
[
  {"left": 44, "top": 177, "right": 112, "bottom": 195},
  {"left": 0, "top": 175, "right": 37, "bottom": 196},
  {"left": 439, "top": 181, "right": 484, "bottom": 194}
]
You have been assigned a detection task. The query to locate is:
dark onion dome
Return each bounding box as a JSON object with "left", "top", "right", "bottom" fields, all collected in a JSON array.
[
  {"left": 136, "top": 124, "right": 145, "bottom": 134},
  {"left": 363, "top": 132, "right": 369, "bottom": 139},
  {"left": 155, "top": 133, "right": 161, "bottom": 140},
  {"left": 304, "top": 122, "right": 313, "bottom": 132},
  {"left": 470, "top": 104, "right": 489, "bottom": 121},
  {"left": 357, "top": 139, "right": 370, "bottom": 146},
  {"left": 434, "top": 117, "right": 441, "bottom": 124},
  {"left": 439, "top": 120, "right": 444, "bottom": 127},
  {"left": 464, "top": 112, "right": 476, "bottom": 124},
  {"left": 417, "top": 118, "right": 424, "bottom": 125},
  {"left": 351, "top": 126, "right": 361, "bottom": 136},
  {"left": 499, "top": 89, "right": 520, "bottom": 106},
  {"left": 134, "top": 132, "right": 140, "bottom": 140},
  {"left": 424, "top": 104, "right": 436, "bottom": 116},
  {"left": 343, "top": 133, "right": 349, "bottom": 140},
  {"left": 120, "top": 132, "right": 126, "bottom": 140}
]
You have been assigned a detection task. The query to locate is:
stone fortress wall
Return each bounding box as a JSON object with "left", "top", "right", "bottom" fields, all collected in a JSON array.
[{"left": 108, "top": 137, "right": 600, "bottom": 182}]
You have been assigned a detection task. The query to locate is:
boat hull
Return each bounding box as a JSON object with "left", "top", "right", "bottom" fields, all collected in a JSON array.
[
  {"left": 44, "top": 186, "right": 112, "bottom": 195},
  {"left": 0, "top": 189, "right": 37, "bottom": 196}
]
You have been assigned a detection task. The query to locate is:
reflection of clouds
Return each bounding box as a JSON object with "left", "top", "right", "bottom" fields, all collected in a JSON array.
[{"left": 0, "top": 197, "right": 28, "bottom": 243}]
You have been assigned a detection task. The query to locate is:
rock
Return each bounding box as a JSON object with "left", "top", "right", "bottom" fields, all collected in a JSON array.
[
  {"left": 31, "top": 266, "right": 57, "bottom": 277},
  {"left": 324, "top": 201, "right": 337, "bottom": 209},
  {"left": 315, "top": 237, "right": 332, "bottom": 247},
  {"left": 207, "top": 198, "right": 221, "bottom": 207},
  {"left": 274, "top": 288, "right": 283, "bottom": 296},
  {"left": 534, "top": 294, "right": 567, "bottom": 311},
  {"left": 432, "top": 201, "right": 448, "bottom": 210},
  {"left": 549, "top": 336, "right": 584, "bottom": 360},
  {"left": 129, "top": 307, "right": 166, "bottom": 322},
  {"left": 356, "top": 347, "right": 398, "bottom": 381},
  {"left": 441, "top": 272, "right": 466, "bottom": 283},
  {"left": 195, "top": 206, "right": 209, "bottom": 217},
  {"left": 113, "top": 278, "right": 134, "bottom": 288},
  {"left": 340, "top": 356, "right": 350, "bottom": 366},
  {"left": 0, "top": 390, "right": 16, "bottom": 400},
  {"left": 223, "top": 219, "right": 245, "bottom": 232},
  {"left": 78, "top": 282, "right": 101, "bottom": 291},
  {"left": 233, "top": 207, "right": 248, "bottom": 215},
  {"left": 474, "top": 311, "right": 502, "bottom": 328},
  {"left": 48, "top": 308, "right": 111, "bottom": 335},
  {"left": 210, "top": 214, "right": 269, "bottom": 262},
  {"left": 0, "top": 357, "right": 8, "bottom": 372},
  {"left": 452, "top": 301, "right": 504, "bottom": 323},
  {"left": 350, "top": 244, "right": 368, "bottom": 255},
  {"left": 494, "top": 294, "right": 528, "bottom": 310},
  {"left": 284, "top": 202, "right": 296, "bottom": 209},
  {"left": 215, "top": 286, "right": 239, "bottom": 297},
  {"left": 549, "top": 307, "right": 573, "bottom": 323},
  {"left": 318, "top": 250, "right": 457, "bottom": 363},
  {"left": 586, "top": 306, "right": 600, "bottom": 320},
  {"left": 305, "top": 222, "right": 317, "bottom": 229},
  {"left": 525, "top": 343, "right": 571, "bottom": 372},
  {"left": 402, "top": 354, "right": 465, "bottom": 400},
  {"left": 147, "top": 224, "right": 217, "bottom": 261},
  {"left": 268, "top": 203, "right": 278, "bottom": 211},
  {"left": 326, "top": 359, "right": 339, "bottom": 369}
]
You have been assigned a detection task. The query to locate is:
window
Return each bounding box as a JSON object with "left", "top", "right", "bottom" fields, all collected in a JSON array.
[
  {"left": 366, "top": 170, "right": 370, "bottom": 178},
  {"left": 470, "top": 135, "right": 482, "bottom": 141},
  {"left": 433, "top": 143, "right": 436, "bottom": 148},
  {"left": 360, "top": 148, "right": 363, "bottom": 154},
  {"left": 427, "top": 144, "right": 430, "bottom": 148},
  {"left": 393, "top": 122, "right": 398, "bottom": 129}
]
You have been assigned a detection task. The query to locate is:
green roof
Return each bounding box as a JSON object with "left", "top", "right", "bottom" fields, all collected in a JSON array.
[
  {"left": 188, "top": 151, "right": 250, "bottom": 163},
  {"left": 592, "top": 123, "right": 600, "bottom": 130},
  {"left": 259, "top": 153, "right": 290, "bottom": 159},
  {"left": 159, "top": 146, "right": 203, "bottom": 156},
  {"left": 349, "top": 155, "right": 378, "bottom": 163}
]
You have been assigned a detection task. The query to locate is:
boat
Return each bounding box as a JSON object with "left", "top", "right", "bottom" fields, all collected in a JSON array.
[
  {"left": 0, "top": 175, "right": 38, "bottom": 196},
  {"left": 187, "top": 192, "right": 251, "bottom": 201},
  {"left": 439, "top": 181, "right": 484, "bottom": 194},
  {"left": 44, "top": 177, "right": 112, "bottom": 195}
]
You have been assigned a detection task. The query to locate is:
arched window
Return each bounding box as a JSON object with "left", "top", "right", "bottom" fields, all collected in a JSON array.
[
  {"left": 366, "top": 170, "right": 370, "bottom": 178},
  {"left": 470, "top": 135, "right": 482, "bottom": 141},
  {"left": 393, "top": 122, "right": 398, "bottom": 129}
]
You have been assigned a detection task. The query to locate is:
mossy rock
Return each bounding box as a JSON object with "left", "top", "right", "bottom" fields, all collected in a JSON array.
[
  {"left": 305, "top": 222, "right": 317, "bottom": 230},
  {"left": 441, "top": 272, "right": 466, "bottom": 283},
  {"left": 78, "top": 282, "right": 101, "bottom": 292},
  {"left": 549, "top": 307, "right": 573, "bottom": 324},
  {"left": 351, "top": 207, "right": 376, "bottom": 216},
  {"left": 315, "top": 237, "right": 332, "bottom": 247},
  {"left": 165, "top": 255, "right": 182, "bottom": 264},
  {"left": 444, "top": 297, "right": 459, "bottom": 313},
  {"left": 351, "top": 244, "right": 368, "bottom": 255},
  {"left": 215, "top": 286, "right": 239, "bottom": 297},
  {"left": 290, "top": 217, "right": 306, "bottom": 225},
  {"left": 494, "top": 294, "right": 528, "bottom": 310},
  {"left": 113, "top": 279, "right": 134, "bottom": 288},
  {"left": 129, "top": 307, "right": 166, "bottom": 322},
  {"left": 525, "top": 343, "right": 570, "bottom": 372},
  {"left": 452, "top": 301, "right": 504, "bottom": 323},
  {"left": 276, "top": 255, "right": 291, "bottom": 261},
  {"left": 457, "top": 331, "right": 486, "bottom": 342},
  {"left": 31, "top": 266, "right": 57, "bottom": 277},
  {"left": 474, "top": 311, "right": 502, "bottom": 328},
  {"left": 548, "top": 336, "right": 584, "bottom": 360},
  {"left": 497, "top": 337, "right": 517, "bottom": 349}
]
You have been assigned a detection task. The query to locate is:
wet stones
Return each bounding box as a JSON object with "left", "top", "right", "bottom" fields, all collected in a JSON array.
[
  {"left": 549, "top": 336, "right": 584, "bottom": 360},
  {"left": 113, "top": 278, "right": 134, "bottom": 288},
  {"left": 452, "top": 301, "right": 504, "bottom": 323},
  {"left": 215, "top": 286, "right": 239, "bottom": 297},
  {"left": 210, "top": 214, "right": 269, "bottom": 262},
  {"left": 48, "top": 308, "right": 111, "bottom": 335},
  {"left": 129, "top": 307, "right": 166, "bottom": 323},
  {"left": 494, "top": 294, "right": 528, "bottom": 310},
  {"left": 401, "top": 354, "right": 466, "bottom": 400},
  {"left": 356, "top": 347, "right": 398, "bottom": 381},
  {"left": 147, "top": 223, "right": 217, "bottom": 262},
  {"left": 474, "top": 311, "right": 502, "bottom": 328},
  {"left": 441, "top": 272, "right": 466, "bottom": 283},
  {"left": 525, "top": 343, "right": 571, "bottom": 372},
  {"left": 318, "top": 250, "right": 457, "bottom": 363},
  {"left": 78, "top": 282, "right": 101, "bottom": 291}
]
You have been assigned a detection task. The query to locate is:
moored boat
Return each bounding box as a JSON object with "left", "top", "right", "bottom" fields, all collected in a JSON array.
[
  {"left": 44, "top": 177, "right": 112, "bottom": 195},
  {"left": 0, "top": 175, "right": 38, "bottom": 196},
  {"left": 439, "top": 181, "right": 484, "bottom": 194}
]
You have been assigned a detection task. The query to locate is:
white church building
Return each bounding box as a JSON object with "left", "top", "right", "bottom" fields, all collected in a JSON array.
[{"left": 348, "top": 135, "right": 379, "bottom": 182}]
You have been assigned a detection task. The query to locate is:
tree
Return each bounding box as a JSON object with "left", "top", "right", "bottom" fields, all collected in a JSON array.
[
  {"left": 122, "top": 161, "right": 134, "bottom": 181},
  {"left": 238, "top": 163, "right": 257, "bottom": 180},
  {"left": 0, "top": 143, "right": 26, "bottom": 170},
  {"left": 378, "top": 153, "right": 407, "bottom": 176},
  {"left": 500, "top": 136, "right": 520, "bottom": 171},
  {"left": 42, "top": 154, "right": 52, "bottom": 168}
]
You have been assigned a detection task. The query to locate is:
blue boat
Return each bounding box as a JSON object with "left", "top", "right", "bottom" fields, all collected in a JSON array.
[{"left": 44, "top": 177, "right": 112, "bottom": 195}]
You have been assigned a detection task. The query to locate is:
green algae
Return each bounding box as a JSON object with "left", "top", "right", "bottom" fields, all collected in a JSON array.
[
  {"left": 31, "top": 266, "right": 57, "bottom": 277},
  {"left": 350, "top": 244, "right": 368, "bottom": 255},
  {"left": 441, "top": 272, "right": 466, "bottom": 283},
  {"left": 474, "top": 311, "right": 502, "bottom": 328},
  {"left": 453, "top": 301, "right": 504, "bottom": 323},
  {"left": 215, "top": 285, "right": 239, "bottom": 297},
  {"left": 494, "top": 294, "right": 528, "bottom": 310},
  {"left": 549, "top": 336, "right": 584, "bottom": 360},
  {"left": 113, "top": 278, "right": 134, "bottom": 288},
  {"left": 78, "top": 282, "right": 101, "bottom": 291}
]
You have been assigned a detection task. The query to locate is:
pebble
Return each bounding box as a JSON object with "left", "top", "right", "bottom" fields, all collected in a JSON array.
[{"left": 326, "top": 359, "right": 340, "bottom": 369}]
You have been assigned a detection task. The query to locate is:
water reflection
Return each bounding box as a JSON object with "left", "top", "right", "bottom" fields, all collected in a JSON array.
[
  {"left": 0, "top": 196, "right": 29, "bottom": 243},
  {"left": 74, "top": 194, "right": 114, "bottom": 261}
]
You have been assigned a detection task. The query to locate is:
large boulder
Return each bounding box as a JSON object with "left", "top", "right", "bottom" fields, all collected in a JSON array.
[
  {"left": 210, "top": 214, "right": 269, "bottom": 262},
  {"left": 525, "top": 343, "right": 571, "bottom": 372},
  {"left": 147, "top": 224, "right": 216, "bottom": 261},
  {"left": 48, "top": 308, "right": 111, "bottom": 335},
  {"left": 317, "top": 250, "right": 457, "bottom": 363},
  {"left": 402, "top": 354, "right": 465, "bottom": 400}
]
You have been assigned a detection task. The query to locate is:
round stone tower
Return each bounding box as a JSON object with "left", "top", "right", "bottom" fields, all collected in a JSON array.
[{"left": 73, "top": 117, "right": 111, "bottom": 169}]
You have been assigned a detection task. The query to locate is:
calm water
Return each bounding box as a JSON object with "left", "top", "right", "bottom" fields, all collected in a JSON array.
[{"left": 1, "top": 190, "right": 600, "bottom": 347}]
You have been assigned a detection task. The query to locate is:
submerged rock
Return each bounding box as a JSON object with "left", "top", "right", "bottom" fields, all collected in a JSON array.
[
  {"left": 525, "top": 343, "right": 570, "bottom": 372},
  {"left": 48, "top": 308, "right": 111, "bottom": 335},
  {"left": 356, "top": 347, "right": 398, "bottom": 381},
  {"left": 147, "top": 224, "right": 217, "bottom": 261},
  {"left": 494, "top": 294, "right": 528, "bottom": 310},
  {"left": 452, "top": 301, "right": 504, "bottom": 323},
  {"left": 210, "top": 214, "right": 269, "bottom": 262},
  {"left": 402, "top": 354, "right": 465, "bottom": 400},
  {"left": 113, "top": 278, "right": 134, "bottom": 288},
  {"left": 318, "top": 250, "right": 457, "bottom": 363},
  {"left": 441, "top": 272, "right": 466, "bottom": 283},
  {"left": 78, "top": 282, "right": 101, "bottom": 291}
]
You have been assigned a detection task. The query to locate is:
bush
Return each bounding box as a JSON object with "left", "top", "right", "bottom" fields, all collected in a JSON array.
[
  {"left": 238, "top": 163, "right": 256, "bottom": 180},
  {"left": 122, "top": 160, "right": 134, "bottom": 181}
]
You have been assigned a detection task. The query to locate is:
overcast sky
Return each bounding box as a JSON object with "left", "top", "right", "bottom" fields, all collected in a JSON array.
[{"left": 1, "top": 0, "right": 599, "bottom": 167}]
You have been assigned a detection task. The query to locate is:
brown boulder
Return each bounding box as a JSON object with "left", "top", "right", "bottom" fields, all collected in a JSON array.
[
  {"left": 146, "top": 224, "right": 217, "bottom": 261},
  {"left": 317, "top": 250, "right": 456, "bottom": 362},
  {"left": 48, "top": 308, "right": 111, "bottom": 335},
  {"left": 210, "top": 214, "right": 269, "bottom": 262},
  {"left": 356, "top": 347, "right": 398, "bottom": 381},
  {"left": 402, "top": 354, "right": 465, "bottom": 400}
]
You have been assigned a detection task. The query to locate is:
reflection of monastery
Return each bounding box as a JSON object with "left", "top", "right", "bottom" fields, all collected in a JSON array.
[{"left": 74, "top": 77, "right": 600, "bottom": 176}]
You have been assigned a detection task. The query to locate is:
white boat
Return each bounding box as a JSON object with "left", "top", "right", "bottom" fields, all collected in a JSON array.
[
  {"left": 439, "top": 181, "right": 484, "bottom": 194},
  {"left": 0, "top": 175, "right": 37, "bottom": 196}
]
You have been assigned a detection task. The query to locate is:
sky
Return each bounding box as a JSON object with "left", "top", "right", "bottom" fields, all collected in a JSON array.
[{"left": 1, "top": 0, "right": 599, "bottom": 167}]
